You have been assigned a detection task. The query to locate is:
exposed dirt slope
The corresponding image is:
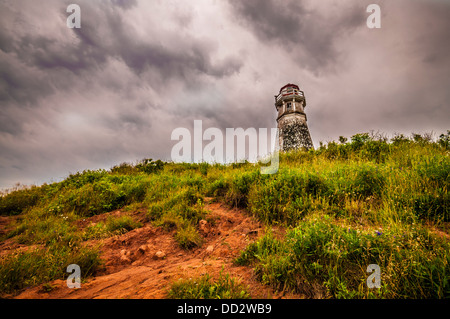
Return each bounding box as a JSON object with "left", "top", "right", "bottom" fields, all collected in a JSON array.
[{"left": 11, "top": 201, "right": 303, "bottom": 299}]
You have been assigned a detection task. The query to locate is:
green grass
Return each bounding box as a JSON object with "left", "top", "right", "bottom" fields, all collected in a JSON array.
[
  {"left": 144, "top": 175, "right": 207, "bottom": 249},
  {"left": 235, "top": 216, "right": 449, "bottom": 298},
  {"left": 168, "top": 272, "right": 250, "bottom": 299},
  {"left": 0, "top": 244, "right": 101, "bottom": 294},
  {"left": 0, "top": 131, "right": 448, "bottom": 298},
  {"left": 174, "top": 223, "right": 204, "bottom": 249},
  {"left": 82, "top": 215, "right": 143, "bottom": 240}
]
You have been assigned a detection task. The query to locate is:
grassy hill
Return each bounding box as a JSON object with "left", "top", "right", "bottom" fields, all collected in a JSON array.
[{"left": 0, "top": 131, "right": 449, "bottom": 298}]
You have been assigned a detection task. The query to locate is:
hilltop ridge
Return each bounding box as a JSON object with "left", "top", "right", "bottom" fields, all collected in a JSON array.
[{"left": 0, "top": 131, "right": 449, "bottom": 298}]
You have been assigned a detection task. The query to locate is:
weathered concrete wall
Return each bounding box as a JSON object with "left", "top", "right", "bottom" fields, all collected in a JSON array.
[{"left": 277, "top": 113, "right": 313, "bottom": 151}]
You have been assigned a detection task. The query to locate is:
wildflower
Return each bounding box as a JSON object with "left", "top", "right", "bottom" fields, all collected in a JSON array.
[{"left": 376, "top": 231, "right": 382, "bottom": 236}]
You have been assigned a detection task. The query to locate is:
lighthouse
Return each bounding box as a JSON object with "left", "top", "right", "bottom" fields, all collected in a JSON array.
[{"left": 275, "top": 83, "right": 313, "bottom": 151}]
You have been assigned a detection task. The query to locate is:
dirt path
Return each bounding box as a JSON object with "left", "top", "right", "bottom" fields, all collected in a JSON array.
[{"left": 11, "top": 201, "right": 303, "bottom": 299}]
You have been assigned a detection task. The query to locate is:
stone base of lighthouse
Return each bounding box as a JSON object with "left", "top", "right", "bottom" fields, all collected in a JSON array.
[{"left": 277, "top": 114, "right": 313, "bottom": 151}]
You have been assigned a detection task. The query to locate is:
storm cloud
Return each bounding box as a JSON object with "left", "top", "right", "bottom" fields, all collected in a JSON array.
[
  {"left": 229, "top": 0, "right": 366, "bottom": 73},
  {"left": 0, "top": 0, "right": 449, "bottom": 189}
]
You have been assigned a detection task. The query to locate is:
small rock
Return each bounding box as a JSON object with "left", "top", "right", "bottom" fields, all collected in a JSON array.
[
  {"left": 205, "top": 245, "right": 214, "bottom": 253},
  {"left": 120, "top": 255, "right": 131, "bottom": 263},
  {"left": 153, "top": 251, "right": 166, "bottom": 260},
  {"left": 120, "top": 249, "right": 130, "bottom": 256},
  {"left": 243, "top": 228, "right": 260, "bottom": 236},
  {"left": 199, "top": 219, "right": 209, "bottom": 234},
  {"left": 138, "top": 245, "right": 149, "bottom": 254}
]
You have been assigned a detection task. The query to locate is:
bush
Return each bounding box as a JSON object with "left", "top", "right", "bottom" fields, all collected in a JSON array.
[
  {"left": 0, "top": 186, "right": 43, "bottom": 216},
  {"left": 50, "top": 175, "right": 149, "bottom": 217},
  {"left": 226, "top": 170, "right": 261, "bottom": 207},
  {"left": 350, "top": 133, "right": 371, "bottom": 150},
  {"left": 351, "top": 164, "right": 385, "bottom": 198},
  {"left": 155, "top": 211, "right": 185, "bottom": 231},
  {"left": 60, "top": 170, "right": 108, "bottom": 189},
  {"left": 110, "top": 162, "right": 137, "bottom": 175},
  {"left": 360, "top": 140, "right": 390, "bottom": 163},
  {"left": 413, "top": 192, "right": 449, "bottom": 222},
  {"left": 174, "top": 223, "right": 203, "bottom": 249},
  {"left": 136, "top": 158, "right": 165, "bottom": 174},
  {"left": 438, "top": 130, "right": 450, "bottom": 150},
  {"left": 416, "top": 156, "right": 450, "bottom": 185}
]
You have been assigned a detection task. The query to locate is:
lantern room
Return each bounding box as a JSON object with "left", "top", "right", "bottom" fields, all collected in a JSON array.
[{"left": 274, "top": 83, "right": 306, "bottom": 120}]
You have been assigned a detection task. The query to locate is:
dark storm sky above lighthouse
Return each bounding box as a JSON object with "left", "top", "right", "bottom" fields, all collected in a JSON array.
[{"left": 0, "top": 0, "right": 449, "bottom": 189}]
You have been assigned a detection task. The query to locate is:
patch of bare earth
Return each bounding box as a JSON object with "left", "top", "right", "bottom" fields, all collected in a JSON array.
[{"left": 12, "top": 200, "right": 303, "bottom": 299}]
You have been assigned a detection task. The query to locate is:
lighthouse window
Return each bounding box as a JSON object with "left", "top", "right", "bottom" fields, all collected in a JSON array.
[{"left": 287, "top": 102, "right": 292, "bottom": 110}]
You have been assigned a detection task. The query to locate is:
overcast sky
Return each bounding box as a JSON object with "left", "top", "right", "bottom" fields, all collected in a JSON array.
[{"left": 1, "top": 0, "right": 449, "bottom": 189}]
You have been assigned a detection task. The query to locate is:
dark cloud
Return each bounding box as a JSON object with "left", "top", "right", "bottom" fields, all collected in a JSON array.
[
  {"left": 228, "top": 0, "right": 366, "bottom": 73},
  {"left": 0, "top": 0, "right": 449, "bottom": 189},
  {"left": 0, "top": 0, "right": 242, "bottom": 98},
  {"left": 0, "top": 54, "right": 53, "bottom": 106},
  {"left": 111, "top": 0, "right": 138, "bottom": 10}
]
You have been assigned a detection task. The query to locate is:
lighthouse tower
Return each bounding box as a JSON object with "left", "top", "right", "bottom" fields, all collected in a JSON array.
[{"left": 275, "top": 83, "right": 313, "bottom": 151}]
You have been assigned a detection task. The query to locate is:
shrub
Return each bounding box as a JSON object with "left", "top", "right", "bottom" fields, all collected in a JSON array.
[
  {"left": 0, "top": 186, "right": 43, "bottom": 216},
  {"left": 155, "top": 211, "right": 185, "bottom": 231},
  {"left": 351, "top": 164, "right": 385, "bottom": 198},
  {"left": 416, "top": 156, "right": 450, "bottom": 185},
  {"left": 60, "top": 170, "right": 108, "bottom": 189},
  {"left": 360, "top": 140, "right": 390, "bottom": 163},
  {"left": 412, "top": 192, "right": 449, "bottom": 222},
  {"left": 51, "top": 175, "right": 149, "bottom": 217},
  {"left": 136, "top": 158, "right": 165, "bottom": 174},
  {"left": 391, "top": 133, "right": 410, "bottom": 145},
  {"left": 226, "top": 170, "right": 261, "bottom": 207},
  {"left": 174, "top": 223, "right": 203, "bottom": 249},
  {"left": 350, "top": 133, "right": 371, "bottom": 150},
  {"left": 438, "top": 130, "right": 450, "bottom": 150},
  {"left": 206, "top": 177, "right": 229, "bottom": 198},
  {"left": 110, "top": 162, "right": 137, "bottom": 175}
]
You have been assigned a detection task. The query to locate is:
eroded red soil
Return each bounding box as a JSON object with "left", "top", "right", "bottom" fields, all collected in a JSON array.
[{"left": 7, "top": 201, "right": 303, "bottom": 299}]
